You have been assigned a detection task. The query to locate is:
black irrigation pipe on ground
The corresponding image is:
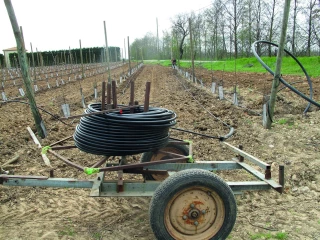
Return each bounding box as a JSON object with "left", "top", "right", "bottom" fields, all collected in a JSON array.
[
  {"left": 0, "top": 100, "right": 72, "bottom": 126},
  {"left": 223, "top": 96, "right": 262, "bottom": 116},
  {"left": 173, "top": 73, "right": 234, "bottom": 141},
  {"left": 178, "top": 68, "right": 264, "bottom": 117},
  {"left": 252, "top": 40, "right": 320, "bottom": 114}
]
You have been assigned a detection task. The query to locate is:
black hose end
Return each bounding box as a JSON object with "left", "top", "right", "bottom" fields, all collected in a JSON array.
[{"left": 219, "top": 136, "right": 225, "bottom": 142}]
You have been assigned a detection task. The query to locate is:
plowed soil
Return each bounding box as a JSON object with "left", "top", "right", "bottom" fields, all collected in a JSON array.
[{"left": 0, "top": 64, "right": 319, "bottom": 240}]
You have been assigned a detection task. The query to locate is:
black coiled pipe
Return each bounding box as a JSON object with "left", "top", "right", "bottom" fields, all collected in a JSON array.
[
  {"left": 252, "top": 40, "right": 320, "bottom": 114},
  {"left": 73, "top": 103, "right": 177, "bottom": 156}
]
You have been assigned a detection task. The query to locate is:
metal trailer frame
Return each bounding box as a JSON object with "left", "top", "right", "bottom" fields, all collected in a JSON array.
[
  {"left": 0, "top": 128, "right": 284, "bottom": 240},
  {"left": 0, "top": 140, "right": 284, "bottom": 197},
  {"left": 0, "top": 78, "right": 284, "bottom": 239}
]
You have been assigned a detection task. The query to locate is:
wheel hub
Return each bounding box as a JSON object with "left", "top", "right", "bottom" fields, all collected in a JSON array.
[
  {"left": 165, "top": 187, "right": 225, "bottom": 239},
  {"left": 189, "top": 209, "right": 200, "bottom": 219}
]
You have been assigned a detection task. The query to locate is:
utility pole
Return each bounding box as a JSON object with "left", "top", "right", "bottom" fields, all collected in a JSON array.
[
  {"left": 4, "top": 0, "right": 47, "bottom": 138},
  {"left": 266, "top": 0, "right": 291, "bottom": 129}
]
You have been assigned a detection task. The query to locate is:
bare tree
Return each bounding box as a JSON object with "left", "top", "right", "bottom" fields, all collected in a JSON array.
[
  {"left": 205, "top": 0, "right": 224, "bottom": 59},
  {"left": 223, "top": 0, "right": 245, "bottom": 58},
  {"left": 311, "top": 5, "right": 320, "bottom": 51},
  {"left": 305, "top": 0, "right": 317, "bottom": 56},
  {"left": 171, "top": 14, "right": 190, "bottom": 59},
  {"left": 253, "top": 0, "right": 262, "bottom": 56},
  {"left": 268, "top": 0, "right": 277, "bottom": 56},
  {"left": 291, "top": 0, "right": 298, "bottom": 55}
]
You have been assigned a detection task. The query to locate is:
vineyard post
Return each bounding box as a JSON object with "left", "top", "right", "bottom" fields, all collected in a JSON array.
[
  {"left": 63, "top": 51, "right": 66, "bottom": 65},
  {"left": 140, "top": 47, "right": 143, "bottom": 63},
  {"left": 4, "top": 0, "right": 47, "bottom": 138},
  {"left": 69, "top": 46, "right": 73, "bottom": 65},
  {"left": 36, "top": 48, "right": 41, "bottom": 67},
  {"left": 156, "top": 18, "right": 159, "bottom": 61},
  {"left": 266, "top": 0, "right": 291, "bottom": 129},
  {"left": 189, "top": 18, "right": 195, "bottom": 83},
  {"left": 170, "top": 31, "right": 173, "bottom": 60},
  {"left": 124, "top": 38, "right": 127, "bottom": 60},
  {"left": 175, "top": 31, "right": 180, "bottom": 68},
  {"left": 103, "top": 21, "right": 111, "bottom": 83},
  {"left": 127, "top": 36, "right": 131, "bottom": 75},
  {"left": 79, "top": 39, "right": 84, "bottom": 79},
  {"left": 19, "top": 26, "right": 25, "bottom": 50},
  {"left": 30, "top": 42, "right": 35, "bottom": 77}
]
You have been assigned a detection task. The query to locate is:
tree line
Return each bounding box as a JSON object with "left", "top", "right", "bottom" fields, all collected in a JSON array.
[
  {"left": 130, "top": 0, "right": 320, "bottom": 60},
  {"left": 2, "top": 47, "right": 120, "bottom": 68}
]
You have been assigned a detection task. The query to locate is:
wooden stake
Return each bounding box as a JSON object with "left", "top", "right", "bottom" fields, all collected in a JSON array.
[
  {"left": 130, "top": 81, "right": 135, "bottom": 113},
  {"left": 103, "top": 21, "right": 111, "bottom": 83},
  {"left": 101, "top": 81, "right": 106, "bottom": 110},
  {"left": 4, "top": 0, "right": 47, "bottom": 138},
  {"left": 266, "top": 0, "right": 291, "bottom": 129},
  {"left": 79, "top": 39, "right": 84, "bottom": 79},
  {"left": 189, "top": 18, "right": 195, "bottom": 83},
  {"left": 144, "top": 82, "right": 151, "bottom": 112},
  {"left": 127, "top": 36, "right": 131, "bottom": 75},
  {"left": 107, "top": 82, "right": 111, "bottom": 105},
  {"left": 1, "top": 153, "right": 20, "bottom": 168},
  {"left": 27, "top": 127, "right": 51, "bottom": 167},
  {"left": 112, "top": 80, "right": 117, "bottom": 109}
]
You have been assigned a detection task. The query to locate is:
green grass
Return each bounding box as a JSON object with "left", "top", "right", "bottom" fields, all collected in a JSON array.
[
  {"left": 275, "top": 118, "right": 294, "bottom": 127},
  {"left": 144, "top": 56, "right": 320, "bottom": 77},
  {"left": 250, "top": 232, "right": 288, "bottom": 240},
  {"left": 58, "top": 227, "right": 75, "bottom": 237}
]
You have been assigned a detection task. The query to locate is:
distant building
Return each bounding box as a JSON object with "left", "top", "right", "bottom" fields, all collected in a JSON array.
[
  {"left": 3, "top": 47, "right": 18, "bottom": 68},
  {"left": 2, "top": 46, "right": 28, "bottom": 68}
]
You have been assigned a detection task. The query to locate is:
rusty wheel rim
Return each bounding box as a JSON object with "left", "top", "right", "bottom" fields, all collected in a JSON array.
[
  {"left": 149, "top": 147, "right": 186, "bottom": 181},
  {"left": 164, "top": 186, "right": 225, "bottom": 240}
]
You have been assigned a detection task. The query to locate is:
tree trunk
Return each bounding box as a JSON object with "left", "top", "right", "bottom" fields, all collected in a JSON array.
[
  {"left": 233, "top": 0, "right": 238, "bottom": 59},
  {"left": 292, "top": 0, "right": 297, "bottom": 55},
  {"left": 268, "top": 0, "right": 276, "bottom": 57}
]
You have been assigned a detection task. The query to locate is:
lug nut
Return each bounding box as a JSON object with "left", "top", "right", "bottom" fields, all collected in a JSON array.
[
  {"left": 194, "top": 221, "right": 198, "bottom": 226},
  {"left": 182, "top": 215, "right": 187, "bottom": 220},
  {"left": 190, "top": 203, "right": 195, "bottom": 208},
  {"left": 202, "top": 210, "right": 206, "bottom": 214}
]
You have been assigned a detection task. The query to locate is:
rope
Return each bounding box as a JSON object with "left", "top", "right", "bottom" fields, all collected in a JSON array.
[{"left": 73, "top": 103, "right": 177, "bottom": 156}]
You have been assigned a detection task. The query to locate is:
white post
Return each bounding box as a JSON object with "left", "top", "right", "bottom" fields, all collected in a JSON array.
[
  {"left": 211, "top": 82, "right": 216, "bottom": 93},
  {"left": 218, "top": 86, "right": 224, "bottom": 100}
]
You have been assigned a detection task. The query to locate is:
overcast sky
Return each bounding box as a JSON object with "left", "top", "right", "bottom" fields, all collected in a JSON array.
[{"left": 1, "top": 0, "right": 212, "bottom": 54}]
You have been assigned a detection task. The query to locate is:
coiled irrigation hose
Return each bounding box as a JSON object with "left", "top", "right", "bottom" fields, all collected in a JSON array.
[
  {"left": 252, "top": 40, "right": 320, "bottom": 114},
  {"left": 73, "top": 103, "right": 177, "bottom": 156}
]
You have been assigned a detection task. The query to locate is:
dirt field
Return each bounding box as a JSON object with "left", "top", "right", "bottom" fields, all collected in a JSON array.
[{"left": 0, "top": 64, "right": 319, "bottom": 240}]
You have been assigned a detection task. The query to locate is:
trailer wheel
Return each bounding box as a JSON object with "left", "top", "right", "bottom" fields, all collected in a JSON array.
[
  {"left": 140, "top": 143, "right": 189, "bottom": 180},
  {"left": 149, "top": 169, "right": 237, "bottom": 240}
]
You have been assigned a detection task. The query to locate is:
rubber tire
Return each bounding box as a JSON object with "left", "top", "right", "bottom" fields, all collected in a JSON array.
[
  {"left": 149, "top": 169, "right": 237, "bottom": 240},
  {"left": 140, "top": 142, "right": 189, "bottom": 180}
]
